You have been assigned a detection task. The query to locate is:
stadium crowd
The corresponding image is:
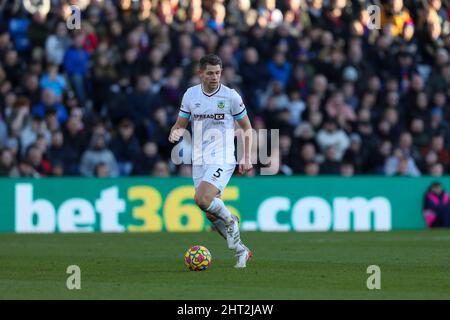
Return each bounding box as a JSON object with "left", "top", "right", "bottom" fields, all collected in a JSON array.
[{"left": 0, "top": 0, "right": 450, "bottom": 178}]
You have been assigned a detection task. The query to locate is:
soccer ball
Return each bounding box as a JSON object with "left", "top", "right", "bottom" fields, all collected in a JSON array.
[{"left": 184, "top": 245, "right": 212, "bottom": 271}]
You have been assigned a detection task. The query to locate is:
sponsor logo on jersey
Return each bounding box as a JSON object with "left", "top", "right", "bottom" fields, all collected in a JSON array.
[{"left": 193, "top": 114, "right": 225, "bottom": 120}]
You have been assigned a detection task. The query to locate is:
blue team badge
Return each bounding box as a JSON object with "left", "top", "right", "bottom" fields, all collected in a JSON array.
[{"left": 217, "top": 101, "right": 225, "bottom": 109}]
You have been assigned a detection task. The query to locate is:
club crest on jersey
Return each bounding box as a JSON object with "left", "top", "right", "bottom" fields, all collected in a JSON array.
[{"left": 217, "top": 101, "right": 225, "bottom": 109}]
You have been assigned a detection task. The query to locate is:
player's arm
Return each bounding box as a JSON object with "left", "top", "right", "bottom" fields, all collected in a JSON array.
[
  {"left": 231, "top": 89, "right": 253, "bottom": 175},
  {"left": 236, "top": 115, "right": 253, "bottom": 175},
  {"left": 169, "top": 93, "right": 191, "bottom": 143},
  {"left": 168, "top": 113, "right": 190, "bottom": 143}
]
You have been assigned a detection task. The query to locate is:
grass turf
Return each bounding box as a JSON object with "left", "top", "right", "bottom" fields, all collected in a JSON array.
[{"left": 0, "top": 230, "right": 449, "bottom": 299}]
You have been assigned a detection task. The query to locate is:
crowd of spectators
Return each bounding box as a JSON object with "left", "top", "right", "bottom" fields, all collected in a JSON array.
[{"left": 0, "top": 0, "right": 450, "bottom": 178}]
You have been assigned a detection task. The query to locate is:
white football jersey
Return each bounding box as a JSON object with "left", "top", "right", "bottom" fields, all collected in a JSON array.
[{"left": 179, "top": 84, "right": 247, "bottom": 165}]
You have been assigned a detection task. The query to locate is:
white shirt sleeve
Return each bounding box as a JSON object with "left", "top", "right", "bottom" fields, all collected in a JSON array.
[
  {"left": 230, "top": 90, "right": 247, "bottom": 120},
  {"left": 179, "top": 91, "right": 191, "bottom": 119}
]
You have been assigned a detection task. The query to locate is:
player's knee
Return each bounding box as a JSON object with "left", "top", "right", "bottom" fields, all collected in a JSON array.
[
  {"left": 194, "top": 193, "right": 213, "bottom": 211},
  {"left": 205, "top": 212, "right": 217, "bottom": 222}
]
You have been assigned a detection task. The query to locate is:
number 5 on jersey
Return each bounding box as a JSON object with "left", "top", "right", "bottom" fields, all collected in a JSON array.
[{"left": 213, "top": 168, "right": 223, "bottom": 178}]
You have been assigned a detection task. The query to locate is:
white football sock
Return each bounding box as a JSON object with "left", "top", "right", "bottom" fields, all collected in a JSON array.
[
  {"left": 235, "top": 240, "right": 246, "bottom": 254},
  {"left": 206, "top": 198, "right": 234, "bottom": 225},
  {"left": 213, "top": 218, "right": 246, "bottom": 253},
  {"left": 212, "top": 219, "right": 227, "bottom": 240}
]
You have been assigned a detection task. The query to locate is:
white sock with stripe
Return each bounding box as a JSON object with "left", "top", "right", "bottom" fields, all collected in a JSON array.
[
  {"left": 206, "top": 198, "right": 234, "bottom": 225},
  {"left": 213, "top": 219, "right": 246, "bottom": 253},
  {"left": 212, "top": 219, "right": 227, "bottom": 239}
]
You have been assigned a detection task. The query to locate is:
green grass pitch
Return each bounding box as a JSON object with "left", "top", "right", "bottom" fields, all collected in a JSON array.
[{"left": 1, "top": 231, "right": 449, "bottom": 299}]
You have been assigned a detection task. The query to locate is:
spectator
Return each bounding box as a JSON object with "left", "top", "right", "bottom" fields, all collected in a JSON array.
[
  {"left": 267, "top": 51, "right": 292, "bottom": 87},
  {"left": 279, "top": 134, "right": 294, "bottom": 171},
  {"left": 292, "top": 142, "right": 318, "bottom": 174},
  {"left": 421, "top": 135, "right": 450, "bottom": 172},
  {"left": 152, "top": 160, "right": 171, "bottom": 177},
  {"left": 80, "top": 133, "right": 119, "bottom": 177},
  {"left": 91, "top": 52, "right": 118, "bottom": 113},
  {"left": 28, "top": 12, "right": 50, "bottom": 53},
  {"left": 423, "top": 181, "right": 450, "bottom": 228},
  {"left": 381, "top": 0, "right": 414, "bottom": 38},
  {"left": 120, "top": 47, "right": 141, "bottom": 84},
  {"left": 410, "top": 92, "right": 430, "bottom": 124},
  {"left": 304, "top": 161, "right": 320, "bottom": 176},
  {"left": 320, "top": 145, "right": 341, "bottom": 175},
  {"left": 132, "top": 141, "right": 161, "bottom": 175},
  {"left": 45, "top": 108, "right": 60, "bottom": 132},
  {"left": 20, "top": 74, "right": 41, "bottom": 106},
  {"left": 397, "top": 131, "right": 422, "bottom": 165},
  {"left": 343, "top": 133, "right": 366, "bottom": 174},
  {"left": 0, "top": 148, "right": 19, "bottom": 176},
  {"left": 47, "top": 129, "right": 78, "bottom": 176},
  {"left": 147, "top": 107, "right": 172, "bottom": 159},
  {"left": 341, "top": 81, "right": 358, "bottom": 111},
  {"left": 24, "top": 144, "right": 52, "bottom": 176},
  {"left": 357, "top": 120, "right": 379, "bottom": 161},
  {"left": 316, "top": 119, "right": 350, "bottom": 161},
  {"left": 285, "top": 91, "right": 306, "bottom": 127},
  {"left": 63, "top": 32, "right": 90, "bottom": 104},
  {"left": 32, "top": 89, "right": 68, "bottom": 125},
  {"left": 107, "top": 75, "right": 134, "bottom": 124},
  {"left": 62, "top": 115, "right": 89, "bottom": 172},
  {"left": 160, "top": 73, "right": 183, "bottom": 108},
  {"left": 239, "top": 47, "right": 269, "bottom": 110},
  {"left": 130, "top": 74, "right": 161, "bottom": 133},
  {"left": 324, "top": 90, "right": 356, "bottom": 124},
  {"left": 110, "top": 118, "right": 141, "bottom": 176},
  {"left": 16, "top": 159, "right": 40, "bottom": 178},
  {"left": 410, "top": 118, "right": 429, "bottom": 150},
  {"left": 385, "top": 148, "right": 421, "bottom": 176},
  {"left": 260, "top": 80, "right": 290, "bottom": 112},
  {"left": 0, "top": 114, "right": 8, "bottom": 147},
  {"left": 94, "top": 162, "right": 111, "bottom": 178},
  {"left": 430, "top": 162, "right": 445, "bottom": 176},
  {"left": 51, "top": 160, "right": 65, "bottom": 177},
  {"left": 20, "top": 115, "right": 51, "bottom": 156},
  {"left": 39, "top": 64, "right": 67, "bottom": 102},
  {"left": 287, "top": 64, "right": 312, "bottom": 101},
  {"left": 429, "top": 108, "right": 450, "bottom": 140},
  {"left": 261, "top": 96, "right": 280, "bottom": 129},
  {"left": 45, "top": 21, "right": 71, "bottom": 66},
  {"left": 340, "top": 161, "right": 355, "bottom": 177}
]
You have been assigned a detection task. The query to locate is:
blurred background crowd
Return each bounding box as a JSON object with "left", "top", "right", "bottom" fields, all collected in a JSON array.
[{"left": 0, "top": 0, "right": 450, "bottom": 178}]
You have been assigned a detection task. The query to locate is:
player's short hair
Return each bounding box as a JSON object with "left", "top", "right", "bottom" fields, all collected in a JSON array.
[{"left": 199, "top": 54, "right": 222, "bottom": 70}]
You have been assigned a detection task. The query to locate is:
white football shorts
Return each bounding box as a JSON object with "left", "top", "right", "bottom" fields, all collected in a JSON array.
[{"left": 192, "top": 163, "right": 236, "bottom": 196}]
